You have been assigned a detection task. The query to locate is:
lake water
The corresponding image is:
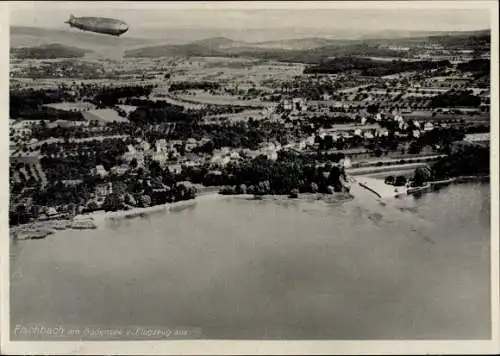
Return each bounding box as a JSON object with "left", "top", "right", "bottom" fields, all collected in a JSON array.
[{"left": 10, "top": 183, "right": 491, "bottom": 339}]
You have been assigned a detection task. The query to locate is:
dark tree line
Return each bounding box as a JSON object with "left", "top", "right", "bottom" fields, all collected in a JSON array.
[
  {"left": 431, "top": 144, "right": 489, "bottom": 179},
  {"left": 207, "top": 151, "right": 348, "bottom": 195},
  {"left": 304, "top": 57, "right": 452, "bottom": 76},
  {"left": 129, "top": 104, "right": 199, "bottom": 125},
  {"left": 430, "top": 90, "right": 482, "bottom": 108},
  {"left": 10, "top": 89, "right": 78, "bottom": 119},
  {"left": 32, "top": 121, "right": 135, "bottom": 140},
  {"left": 457, "top": 58, "right": 490, "bottom": 78},
  {"left": 169, "top": 81, "right": 220, "bottom": 92},
  {"left": 11, "top": 44, "right": 87, "bottom": 59},
  {"left": 92, "top": 85, "right": 155, "bottom": 108}
]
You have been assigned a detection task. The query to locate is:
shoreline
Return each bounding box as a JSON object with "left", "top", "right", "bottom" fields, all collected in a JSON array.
[
  {"left": 90, "top": 191, "right": 354, "bottom": 223},
  {"left": 9, "top": 192, "right": 352, "bottom": 238},
  {"left": 10, "top": 175, "right": 489, "bottom": 239}
]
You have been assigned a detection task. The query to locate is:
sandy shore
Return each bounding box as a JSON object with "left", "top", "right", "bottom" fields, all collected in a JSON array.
[{"left": 10, "top": 192, "right": 354, "bottom": 238}]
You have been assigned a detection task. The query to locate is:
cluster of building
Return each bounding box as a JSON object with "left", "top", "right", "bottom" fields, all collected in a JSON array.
[{"left": 9, "top": 36, "right": 491, "bottom": 219}]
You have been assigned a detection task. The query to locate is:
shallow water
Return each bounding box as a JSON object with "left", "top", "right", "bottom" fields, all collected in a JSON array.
[{"left": 10, "top": 183, "right": 491, "bottom": 339}]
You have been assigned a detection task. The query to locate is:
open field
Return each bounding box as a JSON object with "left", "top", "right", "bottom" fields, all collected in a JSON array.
[{"left": 172, "top": 57, "right": 305, "bottom": 88}]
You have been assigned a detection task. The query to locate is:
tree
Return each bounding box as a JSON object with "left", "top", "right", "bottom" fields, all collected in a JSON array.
[
  {"left": 335, "top": 137, "right": 345, "bottom": 150},
  {"left": 384, "top": 175, "right": 395, "bottom": 185},
  {"left": 103, "top": 193, "right": 122, "bottom": 212},
  {"left": 86, "top": 200, "right": 100, "bottom": 211},
  {"left": 236, "top": 184, "right": 247, "bottom": 195},
  {"left": 367, "top": 104, "right": 379, "bottom": 115},
  {"left": 289, "top": 188, "right": 299, "bottom": 198},
  {"left": 185, "top": 187, "right": 197, "bottom": 200},
  {"left": 408, "top": 141, "right": 422, "bottom": 154},
  {"left": 149, "top": 160, "right": 163, "bottom": 178},
  {"left": 124, "top": 193, "right": 137, "bottom": 207},
  {"left": 394, "top": 176, "right": 407, "bottom": 187},
  {"left": 140, "top": 194, "right": 152, "bottom": 207},
  {"left": 413, "top": 167, "right": 431, "bottom": 187},
  {"left": 323, "top": 135, "right": 334, "bottom": 150}
]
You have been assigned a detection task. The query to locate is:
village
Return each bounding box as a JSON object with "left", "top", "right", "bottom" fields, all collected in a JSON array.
[{"left": 9, "top": 36, "right": 491, "bottom": 236}]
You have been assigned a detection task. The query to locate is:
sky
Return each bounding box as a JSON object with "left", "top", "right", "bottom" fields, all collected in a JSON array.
[{"left": 9, "top": 1, "right": 491, "bottom": 30}]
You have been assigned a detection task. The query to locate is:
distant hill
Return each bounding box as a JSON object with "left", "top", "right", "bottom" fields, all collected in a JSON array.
[
  {"left": 124, "top": 30, "right": 490, "bottom": 61},
  {"left": 11, "top": 43, "right": 90, "bottom": 59},
  {"left": 11, "top": 26, "right": 490, "bottom": 61},
  {"left": 124, "top": 43, "right": 226, "bottom": 58},
  {"left": 253, "top": 37, "right": 343, "bottom": 50},
  {"left": 190, "top": 36, "right": 245, "bottom": 48},
  {"left": 10, "top": 26, "right": 160, "bottom": 51}
]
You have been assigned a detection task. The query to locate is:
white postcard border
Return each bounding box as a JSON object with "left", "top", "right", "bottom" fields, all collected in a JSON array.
[{"left": 1, "top": 1, "right": 498, "bottom": 355}]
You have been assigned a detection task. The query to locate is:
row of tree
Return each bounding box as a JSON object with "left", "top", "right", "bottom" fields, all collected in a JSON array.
[
  {"left": 304, "top": 57, "right": 452, "bottom": 77},
  {"left": 429, "top": 90, "right": 482, "bottom": 108},
  {"left": 396, "top": 143, "right": 490, "bottom": 190},
  {"left": 211, "top": 151, "right": 347, "bottom": 195},
  {"left": 430, "top": 144, "right": 489, "bottom": 180},
  {"left": 169, "top": 81, "right": 220, "bottom": 92}
]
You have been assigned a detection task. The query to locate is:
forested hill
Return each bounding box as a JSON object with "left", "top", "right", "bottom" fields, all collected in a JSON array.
[{"left": 11, "top": 43, "right": 90, "bottom": 59}]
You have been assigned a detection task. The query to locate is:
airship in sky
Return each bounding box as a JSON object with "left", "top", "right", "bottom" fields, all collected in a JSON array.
[{"left": 64, "top": 14, "right": 129, "bottom": 37}]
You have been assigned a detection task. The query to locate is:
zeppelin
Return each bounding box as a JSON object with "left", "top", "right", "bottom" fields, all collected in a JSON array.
[{"left": 65, "top": 14, "right": 129, "bottom": 37}]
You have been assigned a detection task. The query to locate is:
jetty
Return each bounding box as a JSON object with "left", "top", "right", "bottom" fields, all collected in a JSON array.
[{"left": 350, "top": 176, "right": 406, "bottom": 199}]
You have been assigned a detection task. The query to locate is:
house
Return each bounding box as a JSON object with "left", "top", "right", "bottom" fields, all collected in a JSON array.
[
  {"left": 229, "top": 151, "right": 241, "bottom": 160},
  {"left": 185, "top": 138, "right": 198, "bottom": 152},
  {"left": 151, "top": 151, "right": 170, "bottom": 166},
  {"left": 110, "top": 164, "right": 129, "bottom": 176},
  {"left": 240, "top": 149, "right": 260, "bottom": 159},
  {"left": 127, "top": 144, "right": 137, "bottom": 154},
  {"left": 123, "top": 150, "right": 145, "bottom": 167},
  {"left": 210, "top": 154, "right": 231, "bottom": 167},
  {"left": 394, "top": 115, "right": 404, "bottom": 123},
  {"left": 155, "top": 139, "right": 168, "bottom": 152},
  {"left": 166, "top": 163, "right": 182, "bottom": 174},
  {"left": 139, "top": 141, "right": 151, "bottom": 151},
  {"left": 376, "top": 128, "right": 389, "bottom": 137},
  {"left": 262, "top": 149, "right": 278, "bottom": 161},
  {"left": 339, "top": 157, "right": 352, "bottom": 169},
  {"left": 95, "top": 182, "right": 113, "bottom": 199},
  {"left": 364, "top": 131, "right": 375, "bottom": 139},
  {"left": 92, "top": 165, "right": 108, "bottom": 178},
  {"left": 283, "top": 100, "right": 293, "bottom": 111}
]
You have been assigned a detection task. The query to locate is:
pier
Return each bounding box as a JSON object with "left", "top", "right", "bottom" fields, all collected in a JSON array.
[{"left": 349, "top": 176, "right": 406, "bottom": 199}]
